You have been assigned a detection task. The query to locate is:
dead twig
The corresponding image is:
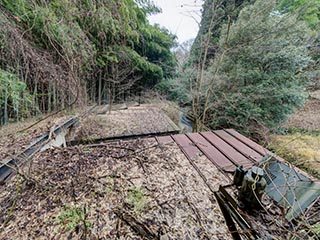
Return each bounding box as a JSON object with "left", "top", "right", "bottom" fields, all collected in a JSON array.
[
  {"left": 113, "top": 144, "right": 158, "bottom": 159},
  {"left": 84, "top": 143, "right": 135, "bottom": 152},
  {"left": 114, "top": 208, "right": 157, "bottom": 239}
]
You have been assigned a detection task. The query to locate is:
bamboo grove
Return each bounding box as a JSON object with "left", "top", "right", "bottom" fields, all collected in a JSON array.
[{"left": 0, "top": 0, "right": 177, "bottom": 125}]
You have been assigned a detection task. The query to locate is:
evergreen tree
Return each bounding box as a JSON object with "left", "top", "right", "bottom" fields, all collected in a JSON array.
[
  {"left": 188, "top": 0, "right": 254, "bottom": 67},
  {"left": 209, "top": 0, "right": 312, "bottom": 133},
  {"left": 164, "top": 0, "right": 313, "bottom": 137}
]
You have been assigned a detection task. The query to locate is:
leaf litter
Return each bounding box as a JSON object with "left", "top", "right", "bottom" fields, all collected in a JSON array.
[
  {"left": 72, "top": 107, "right": 179, "bottom": 141},
  {"left": 0, "top": 138, "right": 232, "bottom": 239}
]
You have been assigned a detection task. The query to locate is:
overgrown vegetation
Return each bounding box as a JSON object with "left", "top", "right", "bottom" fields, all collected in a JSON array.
[
  {"left": 159, "top": 0, "right": 320, "bottom": 139},
  {"left": 0, "top": 69, "right": 32, "bottom": 125},
  {"left": 0, "top": 0, "right": 177, "bottom": 125}
]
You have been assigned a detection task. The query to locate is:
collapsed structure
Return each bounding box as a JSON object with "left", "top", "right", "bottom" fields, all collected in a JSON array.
[{"left": 0, "top": 105, "right": 319, "bottom": 239}]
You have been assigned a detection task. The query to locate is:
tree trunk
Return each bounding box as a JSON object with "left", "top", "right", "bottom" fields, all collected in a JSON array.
[{"left": 98, "top": 71, "right": 102, "bottom": 105}]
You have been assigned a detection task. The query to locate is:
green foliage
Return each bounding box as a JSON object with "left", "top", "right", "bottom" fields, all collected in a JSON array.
[
  {"left": 55, "top": 204, "right": 91, "bottom": 231},
  {"left": 278, "top": 0, "right": 320, "bottom": 29},
  {"left": 156, "top": 70, "right": 194, "bottom": 104},
  {"left": 135, "top": 0, "right": 161, "bottom": 16},
  {"left": 169, "top": 0, "right": 314, "bottom": 136},
  {"left": 189, "top": 0, "right": 254, "bottom": 67},
  {"left": 127, "top": 187, "right": 147, "bottom": 213},
  {"left": 0, "top": 69, "right": 32, "bottom": 124},
  {"left": 210, "top": 0, "right": 312, "bottom": 130},
  {"left": 311, "top": 223, "right": 320, "bottom": 236},
  {"left": 0, "top": 0, "right": 177, "bottom": 124},
  {"left": 136, "top": 24, "right": 177, "bottom": 78},
  {"left": 116, "top": 45, "right": 163, "bottom": 77},
  {"left": 278, "top": 0, "right": 320, "bottom": 90}
]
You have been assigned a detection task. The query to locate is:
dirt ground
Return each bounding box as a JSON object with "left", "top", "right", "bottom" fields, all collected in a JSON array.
[{"left": 0, "top": 139, "right": 231, "bottom": 239}]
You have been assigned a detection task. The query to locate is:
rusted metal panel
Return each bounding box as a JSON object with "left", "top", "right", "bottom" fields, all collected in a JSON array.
[
  {"left": 213, "top": 130, "right": 262, "bottom": 162},
  {"left": 187, "top": 133, "right": 235, "bottom": 172},
  {"left": 224, "top": 129, "right": 271, "bottom": 156},
  {"left": 156, "top": 135, "right": 174, "bottom": 144},
  {"left": 68, "top": 130, "right": 180, "bottom": 146},
  {"left": 224, "top": 129, "right": 305, "bottom": 172},
  {"left": 200, "top": 132, "right": 253, "bottom": 168},
  {"left": 172, "top": 134, "right": 200, "bottom": 159}
]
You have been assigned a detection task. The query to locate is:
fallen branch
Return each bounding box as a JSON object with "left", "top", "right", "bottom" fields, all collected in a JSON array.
[{"left": 114, "top": 208, "right": 157, "bottom": 239}]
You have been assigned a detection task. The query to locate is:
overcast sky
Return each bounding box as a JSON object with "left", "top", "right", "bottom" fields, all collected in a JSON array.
[{"left": 148, "top": 0, "right": 203, "bottom": 43}]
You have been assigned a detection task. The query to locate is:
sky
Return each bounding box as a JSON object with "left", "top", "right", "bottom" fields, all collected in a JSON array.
[{"left": 148, "top": 0, "right": 203, "bottom": 44}]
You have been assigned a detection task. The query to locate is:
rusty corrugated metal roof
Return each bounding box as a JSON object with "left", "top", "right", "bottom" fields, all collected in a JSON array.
[
  {"left": 201, "top": 131, "right": 253, "bottom": 168},
  {"left": 214, "top": 130, "right": 262, "bottom": 162},
  {"left": 165, "top": 129, "right": 265, "bottom": 172},
  {"left": 172, "top": 134, "right": 200, "bottom": 159},
  {"left": 163, "top": 130, "right": 319, "bottom": 223},
  {"left": 186, "top": 132, "right": 235, "bottom": 172}
]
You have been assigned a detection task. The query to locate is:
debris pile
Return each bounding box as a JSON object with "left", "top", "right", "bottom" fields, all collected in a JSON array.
[
  {"left": 0, "top": 139, "right": 231, "bottom": 239},
  {"left": 0, "top": 116, "right": 70, "bottom": 160}
]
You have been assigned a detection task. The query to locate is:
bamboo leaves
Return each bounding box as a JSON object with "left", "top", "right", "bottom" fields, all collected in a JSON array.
[
  {"left": 0, "top": 0, "right": 176, "bottom": 125},
  {"left": 0, "top": 70, "right": 31, "bottom": 124}
]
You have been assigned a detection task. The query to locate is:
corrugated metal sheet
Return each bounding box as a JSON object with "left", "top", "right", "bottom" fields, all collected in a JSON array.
[
  {"left": 262, "top": 156, "right": 320, "bottom": 221},
  {"left": 224, "top": 129, "right": 270, "bottom": 156},
  {"left": 224, "top": 129, "right": 314, "bottom": 178},
  {"left": 156, "top": 129, "right": 319, "bottom": 222},
  {"left": 200, "top": 132, "right": 253, "bottom": 168},
  {"left": 172, "top": 134, "right": 200, "bottom": 159},
  {"left": 214, "top": 130, "right": 262, "bottom": 162},
  {"left": 187, "top": 133, "right": 235, "bottom": 172}
]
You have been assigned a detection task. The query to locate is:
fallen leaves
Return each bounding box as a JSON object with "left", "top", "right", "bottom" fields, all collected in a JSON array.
[{"left": 0, "top": 139, "right": 231, "bottom": 239}]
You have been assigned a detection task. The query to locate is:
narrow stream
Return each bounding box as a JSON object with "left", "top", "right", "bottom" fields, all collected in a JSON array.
[{"left": 179, "top": 110, "right": 193, "bottom": 133}]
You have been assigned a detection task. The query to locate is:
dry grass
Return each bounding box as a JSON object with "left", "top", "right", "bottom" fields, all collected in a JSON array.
[
  {"left": 270, "top": 91, "right": 320, "bottom": 178},
  {"left": 269, "top": 133, "right": 320, "bottom": 178}
]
